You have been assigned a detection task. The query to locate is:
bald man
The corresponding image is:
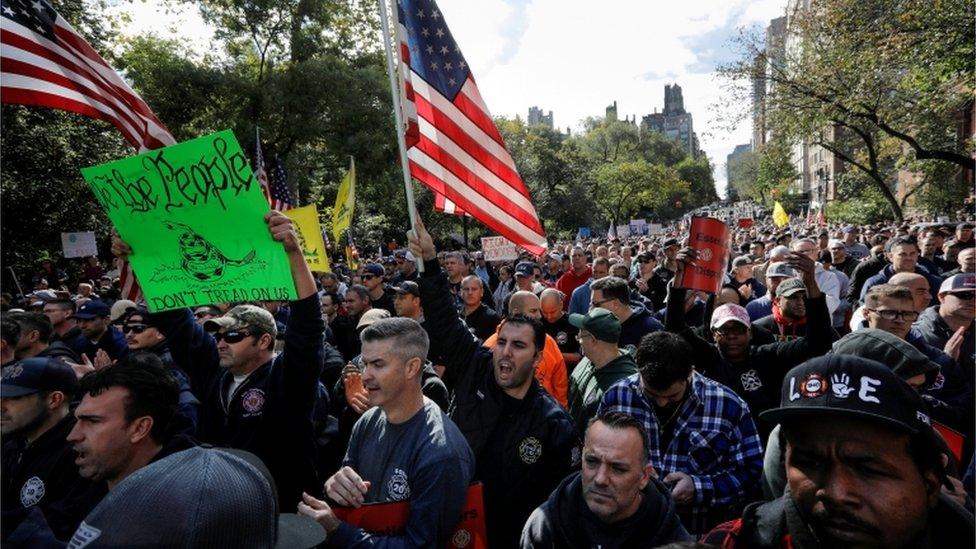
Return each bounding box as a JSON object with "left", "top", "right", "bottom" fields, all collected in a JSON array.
[
  {"left": 540, "top": 289, "right": 581, "bottom": 372},
  {"left": 889, "top": 272, "right": 932, "bottom": 314},
  {"left": 461, "top": 275, "right": 501, "bottom": 341},
  {"left": 483, "top": 291, "right": 569, "bottom": 407}
]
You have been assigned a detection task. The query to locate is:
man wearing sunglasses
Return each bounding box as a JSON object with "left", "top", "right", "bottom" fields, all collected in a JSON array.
[
  {"left": 111, "top": 210, "right": 325, "bottom": 513},
  {"left": 121, "top": 308, "right": 199, "bottom": 436},
  {"left": 861, "top": 284, "right": 972, "bottom": 432}
]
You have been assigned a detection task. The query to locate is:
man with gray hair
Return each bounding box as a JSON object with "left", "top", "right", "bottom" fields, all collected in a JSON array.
[{"left": 298, "top": 318, "right": 475, "bottom": 547}]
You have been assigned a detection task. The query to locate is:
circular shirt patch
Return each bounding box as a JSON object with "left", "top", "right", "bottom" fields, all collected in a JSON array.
[
  {"left": 387, "top": 468, "right": 411, "bottom": 501},
  {"left": 241, "top": 388, "right": 265, "bottom": 414},
  {"left": 556, "top": 331, "right": 568, "bottom": 346},
  {"left": 518, "top": 437, "right": 543, "bottom": 465},
  {"left": 800, "top": 373, "right": 828, "bottom": 398},
  {"left": 20, "top": 476, "right": 45, "bottom": 507},
  {"left": 452, "top": 529, "right": 471, "bottom": 548},
  {"left": 2, "top": 363, "right": 24, "bottom": 380}
]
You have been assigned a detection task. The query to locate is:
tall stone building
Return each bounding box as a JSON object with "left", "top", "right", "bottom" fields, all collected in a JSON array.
[
  {"left": 527, "top": 106, "right": 554, "bottom": 129},
  {"left": 641, "top": 84, "right": 700, "bottom": 157}
]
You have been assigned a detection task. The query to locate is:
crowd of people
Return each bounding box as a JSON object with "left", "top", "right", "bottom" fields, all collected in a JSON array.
[{"left": 1, "top": 205, "right": 974, "bottom": 547}]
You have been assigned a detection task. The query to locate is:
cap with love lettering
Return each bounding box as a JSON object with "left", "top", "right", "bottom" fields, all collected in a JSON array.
[{"left": 761, "top": 355, "right": 932, "bottom": 435}]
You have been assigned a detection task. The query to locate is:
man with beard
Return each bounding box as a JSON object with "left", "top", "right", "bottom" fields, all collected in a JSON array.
[
  {"left": 520, "top": 412, "right": 691, "bottom": 547},
  {"left": 6, "top": 312, "right": 80, "bottom": 363},
  {"left": 705, "top": 355, "right": 975, "bottom": 548},
  {"left": 409, "top": 215, "right": 578, "bottom": 548},
  {"left": 598, "top": 331, "right": 763, "bottom": 537}
]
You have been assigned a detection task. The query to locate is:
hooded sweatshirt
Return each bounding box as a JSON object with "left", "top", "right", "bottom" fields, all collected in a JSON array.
[
  {"left": 568, "top": 351, "right": 638, "bottom": 436},
  {"left": 521, "top": 472, "right": 692, "bottom": 548},
  {"left": 618, "top": 302, "right": 664, "bottom": 349}
]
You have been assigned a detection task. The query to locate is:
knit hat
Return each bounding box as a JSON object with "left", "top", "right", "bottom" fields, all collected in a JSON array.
[{"left": 69, "top": 447, "right": 325, "bottom": 548}]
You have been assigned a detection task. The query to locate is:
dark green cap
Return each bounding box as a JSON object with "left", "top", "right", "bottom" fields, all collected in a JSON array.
[{"left": 568, "top": 307, "right": 620, "bottom": 343}]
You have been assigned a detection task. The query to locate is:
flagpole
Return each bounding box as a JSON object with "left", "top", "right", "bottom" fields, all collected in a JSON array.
[{"left": 377, "top": 0, "right": 424, "bottom": 273}]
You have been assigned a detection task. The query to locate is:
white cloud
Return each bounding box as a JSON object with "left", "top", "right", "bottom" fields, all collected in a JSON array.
[{"left": 109, "top": 0, "right": 787, "bottom": 196}]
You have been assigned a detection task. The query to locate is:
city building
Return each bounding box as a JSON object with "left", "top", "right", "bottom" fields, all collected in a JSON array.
[
  {"left": 751, "top": 16, "right": 786, "bottom": 149},
  {"left": 640, "top": 84, "right": 701, "bottom": 157},
  {"left": 726, "top": 143, "right": 752, "bottom": 200},
  {"left": 527, "top": 106, "right": 554, "bottom": 130}
]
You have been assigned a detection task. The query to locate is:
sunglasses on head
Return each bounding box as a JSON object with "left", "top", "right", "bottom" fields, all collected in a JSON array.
[
  {"left": 122, "top": 324, "right": 149, "bottom": 334},
  {"left": 213, "top": 330, "right": 253, "bottom": 344}
]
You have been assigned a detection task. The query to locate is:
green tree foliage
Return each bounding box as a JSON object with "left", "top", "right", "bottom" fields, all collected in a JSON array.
[{"left": 719, "top": 0, "right": 975, "bottom": 220}]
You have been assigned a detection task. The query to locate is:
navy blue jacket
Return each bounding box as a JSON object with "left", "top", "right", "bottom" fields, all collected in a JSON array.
[
  {"left": 418, "top": 259, "right": 579, "bottom": 549},
  {"left": 70, "top": 326, "right": 127, "bottom": 362},
  {"left": 154, "top": 294, "right": 325, "bottom": 512}
]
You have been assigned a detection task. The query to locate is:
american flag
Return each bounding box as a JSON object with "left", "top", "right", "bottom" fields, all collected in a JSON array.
[
  {"left": 253, "top": 137, "right": 273, "bottom": 205},
  {"left": 395, "top": 0, "right": 547, "bottom": 255},
  {"left": 0, "top": 0, "right": 175, "bottom": 151},
  {"left": 268, "top": 156, "right": 293, "bottom": 211},
  {"left": 1, "top": 0, "right": 176, "bottom": 302}
]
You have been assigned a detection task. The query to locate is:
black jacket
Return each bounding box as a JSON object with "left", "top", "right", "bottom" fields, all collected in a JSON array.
[
  {"left": 464, "top": 303, "right": 501, "bottom": 342},
  {"left": 666, "top": 286, "right": 834, "bottom": 441},
  {"left": 34, "top": 342, "right": 80, "bottom": 364},
  {"left": 418, "top": 258, "right": 579, "bottom": 548},
  {"left": 521, "top": 472, "right": 691, "bottom": 548},
  {"left": 1, "top": 415, "right": 93, "bottom": 542},
  {"left": 155, "top": 294, "right": 325, "bottom": 512},
  {"left": 848, "top": 254, "right": 888, "bottom": 307},
  {"left": 704, "top": 492, "right": 975, "bottom": 548}
]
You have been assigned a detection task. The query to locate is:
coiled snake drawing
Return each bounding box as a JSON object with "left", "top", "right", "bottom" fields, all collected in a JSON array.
[{"left": 162, "top": 221, "right": 256, "bottom": 282}]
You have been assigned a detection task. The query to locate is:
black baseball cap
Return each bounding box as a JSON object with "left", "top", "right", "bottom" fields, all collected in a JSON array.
[
  {"left": 1, "top": 357, "right": 77, "bottom": 398},
  {"left": 73, "top": 300, "right": 111, "bottom": 320},
  {"left": 393, "top": 281, "right": 420, "bottom": 297},
  {"left": 762, "top": 355, "right": 932, "bottom": 435}
]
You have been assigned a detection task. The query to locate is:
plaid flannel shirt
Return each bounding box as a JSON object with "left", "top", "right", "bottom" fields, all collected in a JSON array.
[{"left": 598, "top": 371, "right": 764, "bottom": 536}]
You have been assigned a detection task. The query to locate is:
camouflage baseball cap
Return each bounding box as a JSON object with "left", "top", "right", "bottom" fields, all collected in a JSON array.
[{"left": 204, "top": 305, "right": 277, "bottom": 338}]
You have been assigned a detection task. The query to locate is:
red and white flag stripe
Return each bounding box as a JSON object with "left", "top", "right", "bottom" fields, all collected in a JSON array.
[{"left": 395, "top": 13, "right": 547, "bottom": 255}]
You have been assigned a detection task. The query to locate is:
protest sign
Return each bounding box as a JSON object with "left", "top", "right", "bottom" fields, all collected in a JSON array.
[
  {"left": 629, "top": 218, "right": 648, "bottom": 236},
  {"left": 80, "top": 130, "right": 296, "bottom": 312},
  {"left": 284, "top": 205, "right": 330, "bottom": 272},
  {"left": 332, "top": 483, "right": 487, "bottom": 548},
  {"left": 61, "top": 231, "right": 98, "bottom": 258},
  {"left": 481, "top": 236, "right": 518, "bottom": 262},
  {"left": 615, "top": 225, "right": 631, "bottom": 238},
  {"left": 677, "top": 216, "right": 730, "bottom": 295},
  {"left": 577, "top": 227, "right": 591, "bottom": 238},
  {"left": 647, "top": 223, "right": 664, "bottom": 235},
  {"left": 737, "top": 217, "right": 754, "bottom": 229}
]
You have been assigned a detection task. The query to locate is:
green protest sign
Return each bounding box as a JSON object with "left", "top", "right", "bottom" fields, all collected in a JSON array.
[{"left": 80, "top": 130, "right": 297, "bottom": 312}]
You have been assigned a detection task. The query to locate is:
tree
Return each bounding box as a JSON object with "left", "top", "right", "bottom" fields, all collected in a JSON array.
[
  {"left": 719, "top": 0, "right": 975, "bottom": 220},
  {"left": 592, "top": 161, "right": 688, "bottom": 234}
]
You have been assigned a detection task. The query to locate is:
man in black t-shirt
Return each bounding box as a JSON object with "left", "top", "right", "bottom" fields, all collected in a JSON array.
[{"left": 540, "top": 288, "right": 580, "bottom": 373}]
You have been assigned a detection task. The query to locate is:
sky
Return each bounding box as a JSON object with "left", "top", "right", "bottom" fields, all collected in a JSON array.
[{"left": 108, "top": 0, "right": 789, "bottom": 197}]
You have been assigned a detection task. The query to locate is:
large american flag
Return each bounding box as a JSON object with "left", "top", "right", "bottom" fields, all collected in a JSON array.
[
  {"left": 395, "top": 0, "right": 547, "bottom": 255},
  {"left": 0, "top": 0, "right": 175, "bottom": 151},
  {"left": 1, "top": 0, "right": 176, "bottom": 301}
]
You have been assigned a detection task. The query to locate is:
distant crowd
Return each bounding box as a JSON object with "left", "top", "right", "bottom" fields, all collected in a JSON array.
[{"left": 1, "top": 209, "right": 974, "bottom": 548}]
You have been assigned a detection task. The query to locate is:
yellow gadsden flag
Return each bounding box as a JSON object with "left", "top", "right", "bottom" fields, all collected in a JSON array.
[
  {"left": 331, "top": 157, "right": 356, "bottom": 243},
  {"left": 285, "top": 205, "right": 331, "bottom": 272},
  {"left": 772, "top": 201, "right": 790, "bottom": 228}
]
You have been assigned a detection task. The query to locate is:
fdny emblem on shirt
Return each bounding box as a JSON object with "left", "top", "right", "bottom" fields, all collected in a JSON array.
[
  {"left": 740, "top": 369, "right": 763, "bottom": 392},
  {"left": 452, "top": 528, "right": 472, "bottom": 548},
  {"left": 241, "top": 388, "right": 265, "bottom": 415},
  {"left": 387, "top": 468, "right": 411, "bottom": 501},
  {"left": 20, "top": 476, "right": 45, "bottom": 507},
  {"left": 519, "top": 436, "right": 543, "bottom": 464}
]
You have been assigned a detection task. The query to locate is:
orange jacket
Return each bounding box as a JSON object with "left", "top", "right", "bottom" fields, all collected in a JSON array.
[{"left": 484, "top": 326, "right": 568, "bottom": 407}]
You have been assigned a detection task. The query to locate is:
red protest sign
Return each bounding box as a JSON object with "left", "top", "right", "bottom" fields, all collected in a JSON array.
[
  {"left": 677, "top": 216, "right": 730, "bottom": 295},
  {"left": 332, "top": 483, "right": 487, "bottom": 548},
  {"left": 737, "top": 218, "right": 754, "bottom": 229},
  {"left": 933, "top": 421, "right": 965, "bottom": 463}
]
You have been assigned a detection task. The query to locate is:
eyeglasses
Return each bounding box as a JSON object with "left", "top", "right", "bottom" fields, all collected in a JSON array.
[
  {"left": 362, "top": 274, "right": 377, "bottom": 280},
  {"left": 713, "top": 324, "right": 748, "bottom": 337},
  {"left": 193, "top": 311, "right": 212, "bottom": 319},
  {"left": 591, "top": 298, "right": 614, "bottom": 308},
  {"left": 212, "top": 330, "right": 253, "bottom": 344},
  {"left": 950, "top": 292, "right": 975, "bottom": 300},
  {"left": 866, "top": 309, "right": 919, "bottom": 321},
  {"left": 122, "top": 324, "right": 149, "bottom": 334}
]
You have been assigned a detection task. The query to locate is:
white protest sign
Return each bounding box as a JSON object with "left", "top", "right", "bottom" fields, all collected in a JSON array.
[
  {"left": 481, "top": 236, "right": 518, "bottom": 261},
  {"left": 61, "top": 232, "right": 98, "bottom": 258},
  {"left": 648, "top": 223, "right": 664, "bottom": 235}
]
